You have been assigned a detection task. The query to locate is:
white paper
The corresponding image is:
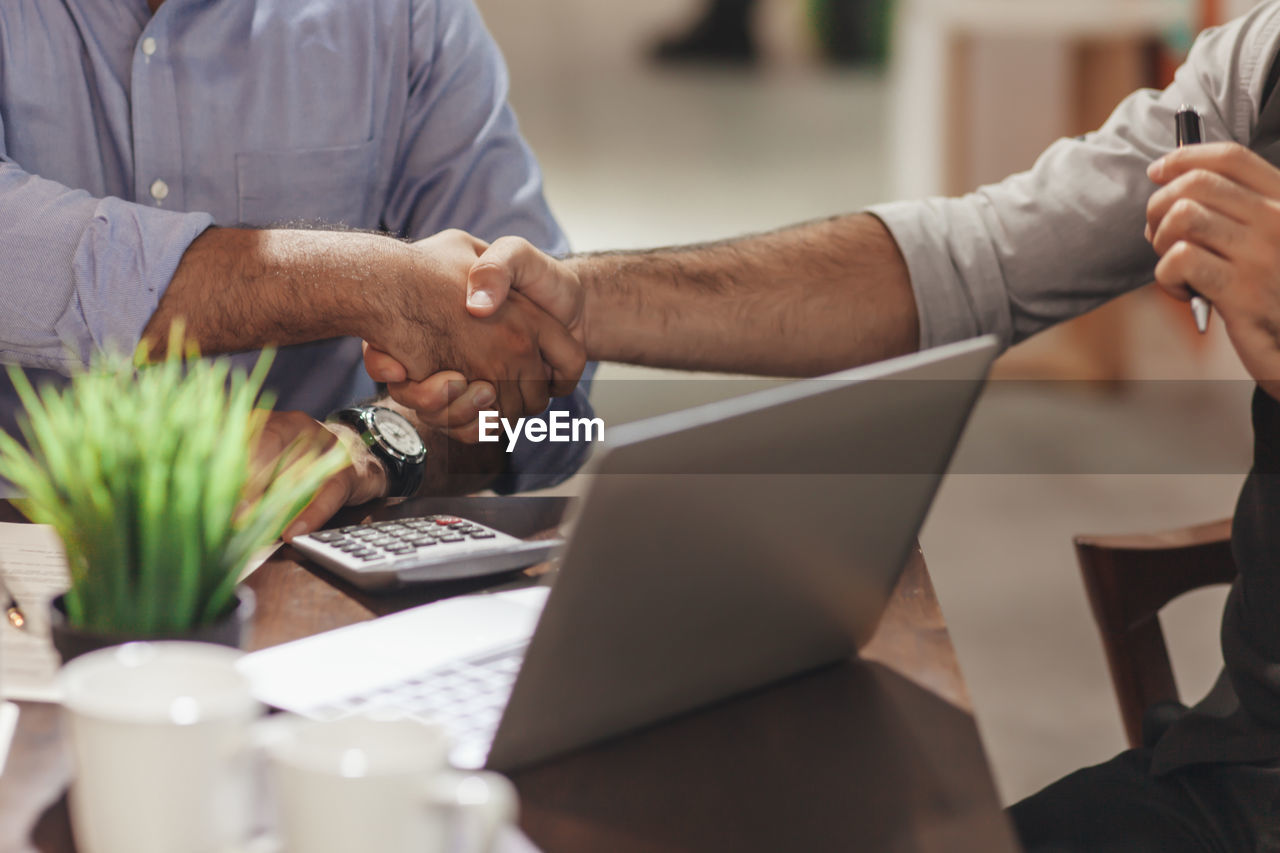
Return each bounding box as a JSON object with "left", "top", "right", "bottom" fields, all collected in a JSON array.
[
  {"left": 0, "top": 700, "right": 18, "bottom": 774},
  {"left": 0, "top": 521, "right": 280, "bottom": 703},
  {"left": 0, "top": 522, "right": 69, "bottom": 702}
]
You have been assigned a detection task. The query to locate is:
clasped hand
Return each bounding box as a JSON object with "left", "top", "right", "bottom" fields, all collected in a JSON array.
[{"left": 364, "top": 230, "right": 585, "bottom": 442}]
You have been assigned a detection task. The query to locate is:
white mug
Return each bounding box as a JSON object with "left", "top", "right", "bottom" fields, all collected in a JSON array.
[
  {"left": 59, "top": 641, "right": 263, "bottom": 853},
  {"left": 264, "top": 714, "right": 517, "bottom": 853}
]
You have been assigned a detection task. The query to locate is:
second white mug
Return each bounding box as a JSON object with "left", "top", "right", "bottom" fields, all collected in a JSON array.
[{"left": 265, "top": 714, "right": 517, "bottom": 853}]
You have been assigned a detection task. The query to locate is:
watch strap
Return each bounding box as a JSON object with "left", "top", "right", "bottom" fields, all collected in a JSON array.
[{"left": 331, "top": 407, "right": 425, "bottom": 499}]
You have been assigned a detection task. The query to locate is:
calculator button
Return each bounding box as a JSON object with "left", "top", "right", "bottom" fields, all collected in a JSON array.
[
  {"left": 468, "top": 531, "right": 496, "bottom": 539},
  {"left": 433, "top": 516, "right": 464, "bottom": 525},
  {"left": 312, "top": 531, "right": 344, "bottom": 543},
  {"left": 439, "top": 535, "right": 465, "bottom": 543}
]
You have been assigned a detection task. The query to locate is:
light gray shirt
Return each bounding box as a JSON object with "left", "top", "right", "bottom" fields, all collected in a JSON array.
[
  {"left": 870, "top": 2, "right": 1280, "bottom": 775},
  {"left": 869, "top": 2, "right": 1280, "bottom": 352}
]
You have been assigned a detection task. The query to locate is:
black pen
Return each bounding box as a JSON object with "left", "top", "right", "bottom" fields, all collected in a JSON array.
[
  {"left": 1175, "top": 106, "right": 1212, "bottom": 333},
  {"left": 0, "top": 565, "right": 24, "bottom": 630}
]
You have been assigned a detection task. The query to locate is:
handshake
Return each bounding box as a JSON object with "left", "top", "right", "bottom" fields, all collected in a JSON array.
[{"left": 360, "top": 229, "right": 587, "bottom": 443}]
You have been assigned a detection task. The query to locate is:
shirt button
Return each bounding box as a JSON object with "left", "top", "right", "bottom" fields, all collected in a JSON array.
[
  {"left": 149, "top": 179, "right": 170, "bottom": 202},
  {"left": 141, "top": 37, "right": 157, "bottom": 57}
]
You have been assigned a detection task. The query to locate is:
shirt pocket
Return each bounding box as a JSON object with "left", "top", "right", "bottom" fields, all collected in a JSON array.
[{"left": 235, "top": 138, "right": 379, "bottom": 229}]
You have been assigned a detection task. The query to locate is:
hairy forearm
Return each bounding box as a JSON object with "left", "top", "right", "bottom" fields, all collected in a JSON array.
[
  {"left": 142, "top": 227, "right": 431, "bottom": 356},
  {"left": 571, "top": 213, "right": 919, "bottom": 376}
]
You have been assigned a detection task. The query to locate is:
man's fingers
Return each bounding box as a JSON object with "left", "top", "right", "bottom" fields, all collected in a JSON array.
[
  {"left": 363, "top": 342, "right": 409, "bottom": 383},
  {"left": 494, "top": 380, "right": 528, "bottom": 427},
  {"left": 1150, "top": 142, "right": 1280, "bottom": 198},
  {"left": 416, "top": 228, "right": 491, "bottom": 255},
  {"left": 253, "top": 410, "right": 332, "bottom": 472},
  {"left": 536, "top": 310, "right": 588, "bottom": 397},
  {"left": 250, "top": 417, "right": 288, "bottom": 473},
  {"left": 280, "top": 420, "right": 394, "bottom": 542},
  {"left": 384, "top": 371, "right": 467, "bottom": 415},
  {"left": 283, "top": 476, "right": 354, "bottom": 542},
  {"left": 259, "top": 414, "right": 361, "bottom": 542},
  {"left": 448, "top": 417, "right": 484, "bottom": 444},
  {"left": 1150, "top": 198, "right": 1249, "bottom": 262},
  {"left": 1153, "top": 241, "right": 1232, "bottom": 302},
  {"left": 470, "top": 237, "right": 582, "bottom": 330},
  {"left": 442, "top": 381, "right": 498, "bottom": 431},
  {"left": 1146, "top": 168, "right": 1261, "bottom": 238},
  {"left": 383, "top": 375, "right": 497, "bottom": 436},
  {"left": 517, "top": 373, "right": 551, "bottom": 421}
]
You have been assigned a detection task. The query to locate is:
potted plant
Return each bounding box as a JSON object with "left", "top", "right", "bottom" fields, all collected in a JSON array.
[{"left": 0, "top": 329, "right": 346, "bottom": 661}]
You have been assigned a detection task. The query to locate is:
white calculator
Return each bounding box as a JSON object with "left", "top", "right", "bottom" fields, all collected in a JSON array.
[{"left": 291, "top": 515, "right": 562, "bottom": 590}]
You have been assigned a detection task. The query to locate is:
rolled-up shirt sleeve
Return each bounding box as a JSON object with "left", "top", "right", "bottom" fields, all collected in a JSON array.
[
  {"left": 0, "top": 126, "right": 212, "bottom": 370},
  {"left": 869, "top": 4, "right": 1280, "bottom": 352}
]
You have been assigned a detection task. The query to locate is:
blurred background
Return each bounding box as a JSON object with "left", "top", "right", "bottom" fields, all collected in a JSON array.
[{"left": 477, "top": 0, "right": 1261, "bottom": 804}]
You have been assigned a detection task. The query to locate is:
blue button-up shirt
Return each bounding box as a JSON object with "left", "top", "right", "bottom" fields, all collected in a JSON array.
[{"left": 0, "top": 0, "right": 594, "bottom": 491}]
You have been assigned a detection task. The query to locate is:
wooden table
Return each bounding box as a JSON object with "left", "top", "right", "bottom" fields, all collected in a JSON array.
[{"left": 0, "top": 496, "right": 1019, "bottom": 853}]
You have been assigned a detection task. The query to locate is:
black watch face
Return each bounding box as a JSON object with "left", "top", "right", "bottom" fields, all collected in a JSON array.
[{"left": 370, "top": 408, "right": 423, "bottom": 457}]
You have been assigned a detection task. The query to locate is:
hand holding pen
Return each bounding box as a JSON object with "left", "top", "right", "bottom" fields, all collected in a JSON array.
[
  {"left": 1146, "top": 112, "right": 1280, "bottom": 397},
  {"left": 1174, "top": 106, "right": 1213, "bottom": 333}
]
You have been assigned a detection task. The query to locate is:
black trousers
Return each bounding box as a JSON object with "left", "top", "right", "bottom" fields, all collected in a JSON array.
[{"left": 1008, "top": 748, "right": 1280, "bottom": 852}]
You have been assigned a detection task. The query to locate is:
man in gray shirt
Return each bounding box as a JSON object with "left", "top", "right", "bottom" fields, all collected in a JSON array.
[{"left": 376, "top": 3, "right": 1280, "bottom": 848}]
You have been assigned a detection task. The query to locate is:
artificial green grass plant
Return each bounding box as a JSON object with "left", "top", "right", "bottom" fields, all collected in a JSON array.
[{"left": 0, "top": 333, "right": 347, "bottom": 634}]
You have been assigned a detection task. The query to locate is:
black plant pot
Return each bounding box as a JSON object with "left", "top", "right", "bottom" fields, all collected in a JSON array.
[{"left": 48, "top": 587, "right": 256, "bottom": 664}]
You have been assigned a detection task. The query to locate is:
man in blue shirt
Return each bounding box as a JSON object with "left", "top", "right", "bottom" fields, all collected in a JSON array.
[{"left": 0, "top": 0, "right": 592, "bottom": 528}]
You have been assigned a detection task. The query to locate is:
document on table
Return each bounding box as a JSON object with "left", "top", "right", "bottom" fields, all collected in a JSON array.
[
  {"left": 0, "top": 522, "right": 281, "bottom": 702},
  {"left": 0, "top": 522, "right": 68, "bottom": 701}
]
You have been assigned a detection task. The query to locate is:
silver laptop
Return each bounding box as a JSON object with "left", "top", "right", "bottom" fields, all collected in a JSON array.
[{"left": 239, "top": 336, "right": 998, "bottom": 771}]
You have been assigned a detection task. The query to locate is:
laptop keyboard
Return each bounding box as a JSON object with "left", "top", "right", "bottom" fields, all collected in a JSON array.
[{"left": 307, "top": 643, "right": 528, "bottom": 766}]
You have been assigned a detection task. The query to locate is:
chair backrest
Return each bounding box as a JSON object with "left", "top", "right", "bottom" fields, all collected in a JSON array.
[{"left": 1074, "top": 519, "right": 1236, "bottom": 748}]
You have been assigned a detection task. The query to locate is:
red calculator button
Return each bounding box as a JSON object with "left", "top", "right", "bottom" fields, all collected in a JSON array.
[{"left": 434, "top": 516, "right": 463, "bottom": 525}]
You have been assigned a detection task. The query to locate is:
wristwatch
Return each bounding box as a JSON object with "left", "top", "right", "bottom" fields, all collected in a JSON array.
[{"left": 331, "top": 406, "right": 427, "bottom": 498}]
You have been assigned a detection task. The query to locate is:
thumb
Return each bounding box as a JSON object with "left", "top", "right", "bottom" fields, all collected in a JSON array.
[
  {"left": 474, "top": 236, "right": 582, "bottom": 329},
  {"left": 467, "top": 256, "right": 514, "bottom": 318}
]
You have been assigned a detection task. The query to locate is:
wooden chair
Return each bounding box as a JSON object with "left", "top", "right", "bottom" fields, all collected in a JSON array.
[{"left": 1074, "top": 518, "right": 1237, "bottom": 749}]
